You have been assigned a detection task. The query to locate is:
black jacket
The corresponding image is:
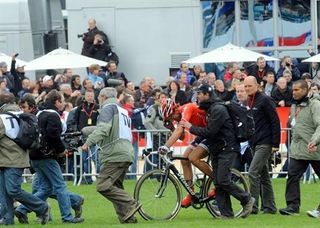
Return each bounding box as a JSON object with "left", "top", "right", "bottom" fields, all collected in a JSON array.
[
  {"left": 271, "top": 87, "right": 292, "bottom": 107},
  {"left": 74, "top": 101, "right": 99, "bottom": 131},
  {"left": 189, "top": 95, "right": 239, "bottom": 153},
  {"left": 29, "top": 103, "right": 65, "bottom": 160},
  {"left": 10, "top": 60, "right": 27, "bottom": 95},
  {"left": 81, "top": 27, "right": 109, "bottom": 57},
  {"left": 248, "top": 91, "right": 280, "bottom": 147},
  {"left": 246, "top": 64, "right": 275, "bottom": 85}
]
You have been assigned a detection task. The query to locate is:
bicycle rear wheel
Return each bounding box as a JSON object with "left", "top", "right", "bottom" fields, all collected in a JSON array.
[
  {"left": 134, "top": 169, "right": 182, "bottom": 220},
  {"left": 205, "top": 168, "right": 249, "bottom": 218}
]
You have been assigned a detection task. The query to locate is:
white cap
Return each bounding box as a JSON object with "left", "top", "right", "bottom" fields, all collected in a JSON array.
[{"left": 43, "top": 75, "right": 53, "bottom": 83}]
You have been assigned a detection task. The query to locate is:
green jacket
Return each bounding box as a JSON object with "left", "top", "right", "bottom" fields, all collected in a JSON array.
[
  {"left": 85, "top": 98, "right": 134, "bottom": 164},
  {"left": 0, "top": 104, "right": 30, "bottom": 168},
  {"left": 290, "top": 94, "right": 320, "bottom": 160}
]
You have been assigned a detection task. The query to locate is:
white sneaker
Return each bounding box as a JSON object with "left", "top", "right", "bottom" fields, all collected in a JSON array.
[{"left": 307, "top": 209, "right": 320, "bottom": 218}]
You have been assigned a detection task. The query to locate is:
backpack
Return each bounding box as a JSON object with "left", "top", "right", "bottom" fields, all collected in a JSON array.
[
  {"left": 3, "top": 112, "right": 40, "bottom": 150},
  {"left": 221, "top": 101, "right": 255, "bottom": 142},
  {"left": 131, "top": 107, "right": 148, "bottom": 130}
]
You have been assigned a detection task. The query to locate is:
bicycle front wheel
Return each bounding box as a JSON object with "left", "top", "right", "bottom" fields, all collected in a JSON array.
[
  {"left": 134, "top": 169, "right": 182, "bottom": 221},
  {"left": 205, "top": 168, "right": 250, "bottom": 218}
]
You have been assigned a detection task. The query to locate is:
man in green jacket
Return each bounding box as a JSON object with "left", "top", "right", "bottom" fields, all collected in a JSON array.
[
  {"left": 279, "top": 80, "right": 320, "bottom": 216},
  {"left": 82, "top": 87, "right": 141, "bottom": 224}
]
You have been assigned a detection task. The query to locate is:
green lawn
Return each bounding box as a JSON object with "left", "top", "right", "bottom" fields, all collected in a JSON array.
[{"left": 17, "top": 178, "right": 320, "bottom": 227}]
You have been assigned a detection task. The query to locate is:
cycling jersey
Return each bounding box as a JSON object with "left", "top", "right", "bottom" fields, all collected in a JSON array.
[{"left": 178, "top": 103, "right": 207, "bottom": 127}]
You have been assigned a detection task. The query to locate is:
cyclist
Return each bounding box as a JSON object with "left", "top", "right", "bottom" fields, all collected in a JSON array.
[{"left": 158, "top": 98, "right": 215, "bottom": 208}]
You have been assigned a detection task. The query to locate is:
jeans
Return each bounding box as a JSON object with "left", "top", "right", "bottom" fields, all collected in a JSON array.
[
  {"left": 32, "top": 172, "right": 82, "bottom": 208},
  {"left": 0, "top": 167, "right": 47, "bottom": 225},
  {"left": 16, "top": 159, "right": 80, "bottom": 222},
  {"left": 127, "top": 142, "right": 138, "bottom": 179},
  {"left": 248, "top": 144, "right": 276, "bottom": 212},
  {"left": 82, "top": 145, "right": 99, "bottom": 183}
]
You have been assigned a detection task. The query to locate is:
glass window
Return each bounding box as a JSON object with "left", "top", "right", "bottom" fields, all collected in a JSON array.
[
  {"left": 239, "top": 0, "right": 274, "bottom": 48},
  {"left": 202, "top": 1, "right": 235, "bottom": 49},
  {"left": 278, "top": 0, "right": 311, "bottom": 47}
]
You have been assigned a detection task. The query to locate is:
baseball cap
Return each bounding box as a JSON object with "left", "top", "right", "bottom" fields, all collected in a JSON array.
[
  {"left": 0, "top": 61, "right": 7, "bottom": 68},
  {"left": 42, "top": 75, "right": 53, "bottom": 83},
  {"left": 195, "top": 83, "right": 214, "bottom": 94}
]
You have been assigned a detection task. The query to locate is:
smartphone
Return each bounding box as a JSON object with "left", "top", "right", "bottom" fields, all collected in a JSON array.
[{"left": 14, "top": 53, "right": 19, "bottom": 57}]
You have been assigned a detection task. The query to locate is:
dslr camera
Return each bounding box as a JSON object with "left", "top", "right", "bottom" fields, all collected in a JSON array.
[{"left": 77, "top": 32, "right": 89, "bottom": 38}]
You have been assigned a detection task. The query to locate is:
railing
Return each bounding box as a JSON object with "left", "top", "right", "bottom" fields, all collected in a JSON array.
[{"left": 22, "top": 127, "right": 318, "bottom": 185}]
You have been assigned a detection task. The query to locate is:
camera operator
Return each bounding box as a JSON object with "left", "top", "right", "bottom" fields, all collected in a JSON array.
[
  {"left": 276, "top": 56, "right": 300, "bottom": 81},
  {"left": 80, "top": 18, "right": 109, "bottom": 58}
]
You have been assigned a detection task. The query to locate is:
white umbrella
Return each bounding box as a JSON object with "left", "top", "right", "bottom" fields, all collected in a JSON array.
[
  {"left": 184, "top": 43, "right": 279, "bottom": 64},
  {"left": 302, "top": 54, "right": 320, "bottom": 62},
  {"left": 0, "top": 52, "right": 28, "bottom": 70},
  {"left": 24, "top": 48, "right": 108, "bottom": 71}
]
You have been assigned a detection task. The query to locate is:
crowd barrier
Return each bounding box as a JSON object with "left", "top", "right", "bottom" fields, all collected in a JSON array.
[
  {"left": 21, "top": 126, "right": 319, "bottom": 186},
  {"left": 21, "top": 106, "right": 319, "bottom": 185}
]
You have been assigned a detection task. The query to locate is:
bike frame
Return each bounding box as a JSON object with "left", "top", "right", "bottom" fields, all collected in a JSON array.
[{"left": 156, "top": 153, "right": 213, "bottom": 205}]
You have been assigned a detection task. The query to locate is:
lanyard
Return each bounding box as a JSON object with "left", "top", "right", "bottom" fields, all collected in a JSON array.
[{"left": 82, "top": 102, "right": 96, "bottom": 118}]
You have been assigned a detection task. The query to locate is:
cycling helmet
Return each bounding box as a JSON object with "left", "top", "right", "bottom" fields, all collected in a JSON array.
[{"left": 159, "top": 98, "right": 176, "bottom": 120}]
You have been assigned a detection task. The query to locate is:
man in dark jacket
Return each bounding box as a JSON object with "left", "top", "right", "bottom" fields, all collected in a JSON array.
[
  {"left": 10, "top": 54, "right": 27, "bottom": 95},
  {"left": 81, "top": 18, "right": 109, "bottom": 58},
  {"left": 271, "top": 77, "right": 292, "bottom": 107},
  {"left": 244, "top": 76, "right": 280, "bottom": 214},
  {"left": 246, "top": 57, "right": 275, "bottom": 86},
  {"left": 15, "top": 90, "right": 84, "bottom": 224},
  {"left": 180, "top": 83, "right": 254, "bottom": 218}
]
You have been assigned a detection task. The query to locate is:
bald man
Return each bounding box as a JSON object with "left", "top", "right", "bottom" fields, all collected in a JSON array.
[
  {"left": 244, "top": 76, "right": 281, "bottom": 214},
  {"left": 81, "top": 18, "right": 109, "bottom": 57}
]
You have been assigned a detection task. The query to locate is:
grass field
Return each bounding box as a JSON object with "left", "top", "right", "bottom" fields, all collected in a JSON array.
[{"left": 15, "top": 178, "right": 320, "bottom": 227}]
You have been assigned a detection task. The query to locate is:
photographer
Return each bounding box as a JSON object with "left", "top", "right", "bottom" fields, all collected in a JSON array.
[
  {"left": 89, "top": 34, "right": 112, "bottom": 63},
  {"left": 276, "top": 56, "right": 300, "bottom": 81},
  {"left": 80, "top": 18, "right": 109, "bottom": 58}
]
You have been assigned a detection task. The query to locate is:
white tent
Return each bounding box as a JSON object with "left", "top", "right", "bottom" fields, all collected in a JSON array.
[
  {"left": 0, "top": 52, "right": 28, "bottom": 70},
  {"left": 24, "top": 48, "right": 108, "bottom": 71},
  {"left": 302, "top": 54, "right": 320, "bottom": 62},
  {"left": 184, "top": 43, "right": 279, "bottom": 64}
]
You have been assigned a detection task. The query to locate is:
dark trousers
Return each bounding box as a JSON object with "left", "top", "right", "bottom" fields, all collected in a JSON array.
[
  {"left": 212, "top": 148, "right": 251, "bottom": 217},
  {"left": 285, "top": 158, "right": 320, "bottom": 211}
]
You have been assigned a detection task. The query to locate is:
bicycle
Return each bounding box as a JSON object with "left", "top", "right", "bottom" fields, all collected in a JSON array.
[{"left": 134, "top": 150, "right": 250, "bottom": 220}]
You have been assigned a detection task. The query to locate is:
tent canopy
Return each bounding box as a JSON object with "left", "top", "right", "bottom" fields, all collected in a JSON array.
[
  {"left": 24, "top": 48, "right": 108, "bottom": 71},
  {"left": 184, "top": 43, "right": 279, "bottom": 64}
]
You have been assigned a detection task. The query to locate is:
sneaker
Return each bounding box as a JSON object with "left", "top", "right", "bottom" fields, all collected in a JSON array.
[
  {"left": 63, "top": 217, "right": 85, "bottom": 223},
  {"left": 73, "top": 196, "right": 84, "bottom": 218},
  {"left": 307, "top": 209, "right": 320, "bottom": 218},
  {"left": 208, "top": 188, "right": 216, "bottom": 198},
  {"left": 209, "top": 199, "right": 221, "bottom": 217},
  {"left": 279, "top": 207, "right": 299, "bottom": 216},
  {"left": 181, "top": 193, "right": 192, "bottom": 208},
  {"left": 14, "top": 210, "right": 29, "bottom": 224},
  {"left": 240, "top": 197, "right": 255, "bottom": 218},
  {"left": 123, "top": 202, "right": 142, "bottom": 222},
  {"left": 38, "top": 205, "right": 50, "bottom": 225}
]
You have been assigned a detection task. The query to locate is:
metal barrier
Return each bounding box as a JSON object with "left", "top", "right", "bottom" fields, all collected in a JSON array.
[{"left": 22, "top": 127, "right": 318, "bottom": 185}]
